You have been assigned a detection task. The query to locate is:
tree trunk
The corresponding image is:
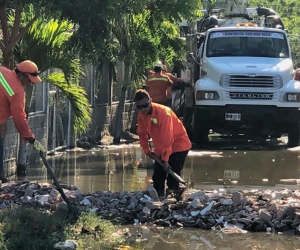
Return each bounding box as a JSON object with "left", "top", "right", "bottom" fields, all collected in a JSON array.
[
  {"left": 90, "top": 59, "right": 110, "bottom": 142},
  {"left": 1, "top": 49, "right": 14, "bottom": 175},
  {"left": 113, "top": 61, "right": 130, "bottom": 143},
  {"left": 2, "top": 50, "right": 14, "bottom": 69}
]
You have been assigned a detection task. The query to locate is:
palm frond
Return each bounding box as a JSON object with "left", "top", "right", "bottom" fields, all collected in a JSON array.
[
  {"left": 13, "top": 7, "right": 91, "bottom": 135},
  {"left": 43, "top": 71, "right": 91, "bottom": 135}
]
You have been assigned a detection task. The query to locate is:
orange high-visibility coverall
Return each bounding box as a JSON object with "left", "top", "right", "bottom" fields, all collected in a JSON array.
[
  {"left": 146, "top": 73, "right": 173, "bottom": 104},
  {"left": 163, "top": 72, "right": 183, "bottom": 100},
  {"left": 0, "top": 66, "right": 34, "bottom": 140},
  {"left": 294, "top": 68, "right": 300, "bottom": 81},
  {"left": 137, "top": 103, "right": 191, "bottom": 161}
]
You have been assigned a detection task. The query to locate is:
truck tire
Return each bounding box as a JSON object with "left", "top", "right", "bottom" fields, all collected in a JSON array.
[
  {"left": 288, "top": 122, "right": 300, "bottom": 147},
  {"left": 193, "top": 126, "right": 209, "bottom": 146},
  {"left": 192, "top": 114, "right": 209, "bottom": 147}
]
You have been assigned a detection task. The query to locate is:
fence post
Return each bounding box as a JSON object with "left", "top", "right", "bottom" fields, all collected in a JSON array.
[{"left": 66, "top": 101, "right": 75, "bottom": 148}]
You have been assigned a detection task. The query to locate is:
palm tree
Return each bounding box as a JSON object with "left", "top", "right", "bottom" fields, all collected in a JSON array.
[
  {"left": 12, "top": 8, "right": 91, "bottom": 169},
  {"left": 111, "top": 11, "right": 158, "bottom": 143}
]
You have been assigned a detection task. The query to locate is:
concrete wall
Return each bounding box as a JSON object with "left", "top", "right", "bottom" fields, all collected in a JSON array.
[
  {"left": 4, "top": 113, "right": 47, "bottom": 176},
  {"left": 90, "top": 102, "right": 137, "bottom": 141},
  {"left": 3, "top": 100, "right": 136, "bottom": 176}
]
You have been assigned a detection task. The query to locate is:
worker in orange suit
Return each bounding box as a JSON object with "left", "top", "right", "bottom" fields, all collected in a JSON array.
[
  {"left": 134, "top": 89, "right": 191, "bottom": 197},
  {"left": 145, "top": 61, "right": 173, "bottom": 106},
  {"left": 0, "top": 60, "right": 45, "bottom": 182},
  {"left": 162, "top": 64, "right": 184, "bottom": 107},
  {"left": 294, "top": 68, "right": 300, "bottom": 81}
]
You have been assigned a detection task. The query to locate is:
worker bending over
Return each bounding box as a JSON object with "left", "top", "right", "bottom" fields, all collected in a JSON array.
[
  {"left": 134, "top": 89, "right": 191, "bottom": 198},
  {"left": 0, "top": 60, "right": 45, "bottom": 182}
]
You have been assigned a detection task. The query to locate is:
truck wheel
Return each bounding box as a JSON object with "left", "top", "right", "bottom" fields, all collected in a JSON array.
[
  {"left": 193, "top": 127, "right": 209, "bottom": 146},
  {"left": 288, "top": 122, "right": 300, "bottom": 147},
  {"left": 192, "top": 115, "right": 209, "bottom": 146}
]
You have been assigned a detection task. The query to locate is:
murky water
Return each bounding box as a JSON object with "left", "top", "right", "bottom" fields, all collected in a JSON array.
[{"left": 22, "top": 138, "right": 300, "bottom": 249}]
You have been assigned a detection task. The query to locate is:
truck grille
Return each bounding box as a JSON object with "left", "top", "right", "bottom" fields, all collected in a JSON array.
[
  {"left": 228, "top": 92, "right": 273, "bottom": 100},
  {"left": 221, "top": 74, "right": 282, "bottom": 88}
]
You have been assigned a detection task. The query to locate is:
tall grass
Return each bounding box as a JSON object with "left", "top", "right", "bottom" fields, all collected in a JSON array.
[{"left": 0, "top": 207, "right": 123, "bottom": 250}]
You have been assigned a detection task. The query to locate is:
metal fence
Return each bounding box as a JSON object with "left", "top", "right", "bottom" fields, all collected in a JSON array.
[
  {"left": 47, "top": 88, "right": 69, "bottom": 150},
  {"left": 46, "top": 62, "right": 136, "bottom": 149}
]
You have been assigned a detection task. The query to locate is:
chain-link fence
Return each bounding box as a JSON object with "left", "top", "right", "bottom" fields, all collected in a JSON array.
[
  {"left": 47, "top": 62, "right": 136, "bottom": 150},
  {"left": 47, "top": 89, "right": 69, "bottom": 150}
]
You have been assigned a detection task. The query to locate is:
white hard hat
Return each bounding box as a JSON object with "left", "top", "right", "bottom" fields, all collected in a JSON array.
[{"left": 155, "top": 61, "right": 162, "bottom": 68}]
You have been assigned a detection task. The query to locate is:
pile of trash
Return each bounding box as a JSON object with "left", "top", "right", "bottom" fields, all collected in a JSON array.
[{"left": 1, "top": 180, "right": 300, "bottom": 235}]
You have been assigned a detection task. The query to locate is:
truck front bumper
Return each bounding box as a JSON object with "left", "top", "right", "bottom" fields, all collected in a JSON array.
[{"left": 194, "top": 105, "right": 300, "bottom": 132}]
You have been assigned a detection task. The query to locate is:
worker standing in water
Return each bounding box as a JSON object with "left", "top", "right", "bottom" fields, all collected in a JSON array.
[
  {"left": 0, "top": 60, "right": 45, "bottom": 182},
  {"left": 145, "top": 61, "right": 173, "bottom": 106},
  {"left": 134, "top": 89, "right": 191, "bottom": 198},
  {"left": 161, "top": 64, "right": 184, "bottom": 107}
]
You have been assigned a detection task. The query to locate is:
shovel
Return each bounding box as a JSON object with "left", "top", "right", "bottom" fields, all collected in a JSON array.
[
  {"left": 39, "top": 151, "right": 78, "bottom": 218},
  {"left": 151, "top": 154, "right": 187, "bottom": 185}
]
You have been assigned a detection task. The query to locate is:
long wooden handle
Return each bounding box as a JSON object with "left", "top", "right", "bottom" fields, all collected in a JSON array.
[
  {"left": 39, "top": 152, "right": 72, "bottom": 205},
  {"left": 152, "top": 154, "right": 187, "bottom": 184}
]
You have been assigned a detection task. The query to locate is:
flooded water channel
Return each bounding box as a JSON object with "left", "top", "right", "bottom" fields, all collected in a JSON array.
[{"left": 23, "top": 136, "right": 300, "bottom": 249}]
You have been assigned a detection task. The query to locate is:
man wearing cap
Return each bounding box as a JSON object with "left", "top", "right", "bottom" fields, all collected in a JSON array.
[
  {"left": 161, "top": 65, "right": 184, "bottom": 107},
  {"left": 134, "top": 89, "right": 191, "bottom": 198},
  {"left": 145, "top": 61, "right": 173, "bottom": 106},
  {"left": 0, "top": 60, "right": 45, "bottom": 182}
]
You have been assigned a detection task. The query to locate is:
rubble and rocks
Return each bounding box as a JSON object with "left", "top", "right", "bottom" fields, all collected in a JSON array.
[
  {"left": 53, "top": 240, "right": 78, "bottom": 250},
  {"left": 2, "top": 180, "right": 300, "bottom": 235}
]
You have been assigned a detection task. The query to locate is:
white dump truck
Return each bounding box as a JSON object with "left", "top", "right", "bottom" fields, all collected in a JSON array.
[{"left": 174, "top": 0, "right": 300, "bottom": 147}]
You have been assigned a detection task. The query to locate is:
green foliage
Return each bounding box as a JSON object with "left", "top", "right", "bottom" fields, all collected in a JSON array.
[
  {"left": 69, "top": 212, "right": 124, "bottom": 248},
  {"left": 13, "top": 9, "right": 91, "bottom": 134},
  {"left": 248, "top": 0, "right": 300, "bottom": 67},
  {"left": 57, "top": 0, "right": 203, "bottom": 86},
  {"left": 1, "top": 208, "right": 68, "bottom": 250},
  {"left": 147, "top": 0, "right": 202, "bottom": 23},
  {"left": 44, "top": 72, "right": 91, "bottom": 134},
  {"left": 0, "top": 208, "right": 123, "bottom": 250},
  {"left": 14, "top": 10, "right": 81, "bottom": 82}
]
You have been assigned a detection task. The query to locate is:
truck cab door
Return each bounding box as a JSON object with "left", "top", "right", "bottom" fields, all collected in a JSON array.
[{"left": 198, "top": 34, "right": 206, "bottom": 79}]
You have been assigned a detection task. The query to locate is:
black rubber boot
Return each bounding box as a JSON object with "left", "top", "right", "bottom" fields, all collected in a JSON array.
[
  {"left": 0, "top": 175, "right": 8, "bottom": 183},
  {"left": 166, "top": 188, "right": 174, "bottom": 197},
  {"left": 167, "top": 187, "right": 185, "bottom": 201},
  {"left": 17, "top": 163, "right": 27, "bottom": 176},
  {"left": 156, "top": 189, "right": 165, "bottom": 200},
  {"left": 174, "top": 187, "right": 185, "bottom": 201}
]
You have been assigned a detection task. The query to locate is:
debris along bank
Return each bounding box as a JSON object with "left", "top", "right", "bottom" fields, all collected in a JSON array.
[{"left": 2, "top": 180, "right": 300, "bottom": 235}]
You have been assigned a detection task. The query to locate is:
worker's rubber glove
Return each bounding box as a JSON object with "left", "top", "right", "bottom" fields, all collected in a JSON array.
[
  {"left": 161, "top": 161, "right": 171, "bottom": 173},
  {"left": 146, "top": 151, "right": 155, "bottom": 160},
  {"left": 28, "top": 138, "right": 46, "bottom": 152}
]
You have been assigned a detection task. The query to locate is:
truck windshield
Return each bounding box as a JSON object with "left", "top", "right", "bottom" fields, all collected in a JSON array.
[{"left": 206, "top": 30, "right": 289, "bottom": 58}]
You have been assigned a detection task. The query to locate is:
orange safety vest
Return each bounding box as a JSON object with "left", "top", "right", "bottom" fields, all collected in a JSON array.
[
  {"left": 163, "top": 72, "right": 183, "bottom": 99},
  {"left": 146, "top": 73, "right": 173, "bottom": 103},
  {"left": 0, "top": 66, "right": 34, "bottom": 140},
  {"left": 137, "top": 103, "right": 191, "bottom": 161}
]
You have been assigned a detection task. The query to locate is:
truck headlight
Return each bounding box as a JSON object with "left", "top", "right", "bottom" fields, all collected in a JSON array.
[
  {"left": 204, "top": 92, "right": 215, "bottom": 99},
  {"left": 286, "top": 93, "right": 300, "bottom": 102},
  {"left": 196, "top": 91, "right": 220, "bottom": 100}
]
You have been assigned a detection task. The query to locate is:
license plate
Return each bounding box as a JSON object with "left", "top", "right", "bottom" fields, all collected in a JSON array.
[
  {"left": 224, "top": 170, "right": 240, "bottom": 179},
  {"left": 225, "top": 113, "right": 241, "bottom": 121}
]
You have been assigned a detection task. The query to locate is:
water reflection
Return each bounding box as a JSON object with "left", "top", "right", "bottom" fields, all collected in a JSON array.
[
  {"left": 188, "top": 149, "right": 300, "bottom": 192},
  {"left": 24, "top": 145, "right": 300, "bottom": 194},
  {"left": 23, "top": 144, "right": 300, "bottom": 249},
  {"left": 125, "top": 225, "right": 300, "bottom": 250},
  {"left": 25, "top": 145, "right": 152, "bottom": 193}
]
